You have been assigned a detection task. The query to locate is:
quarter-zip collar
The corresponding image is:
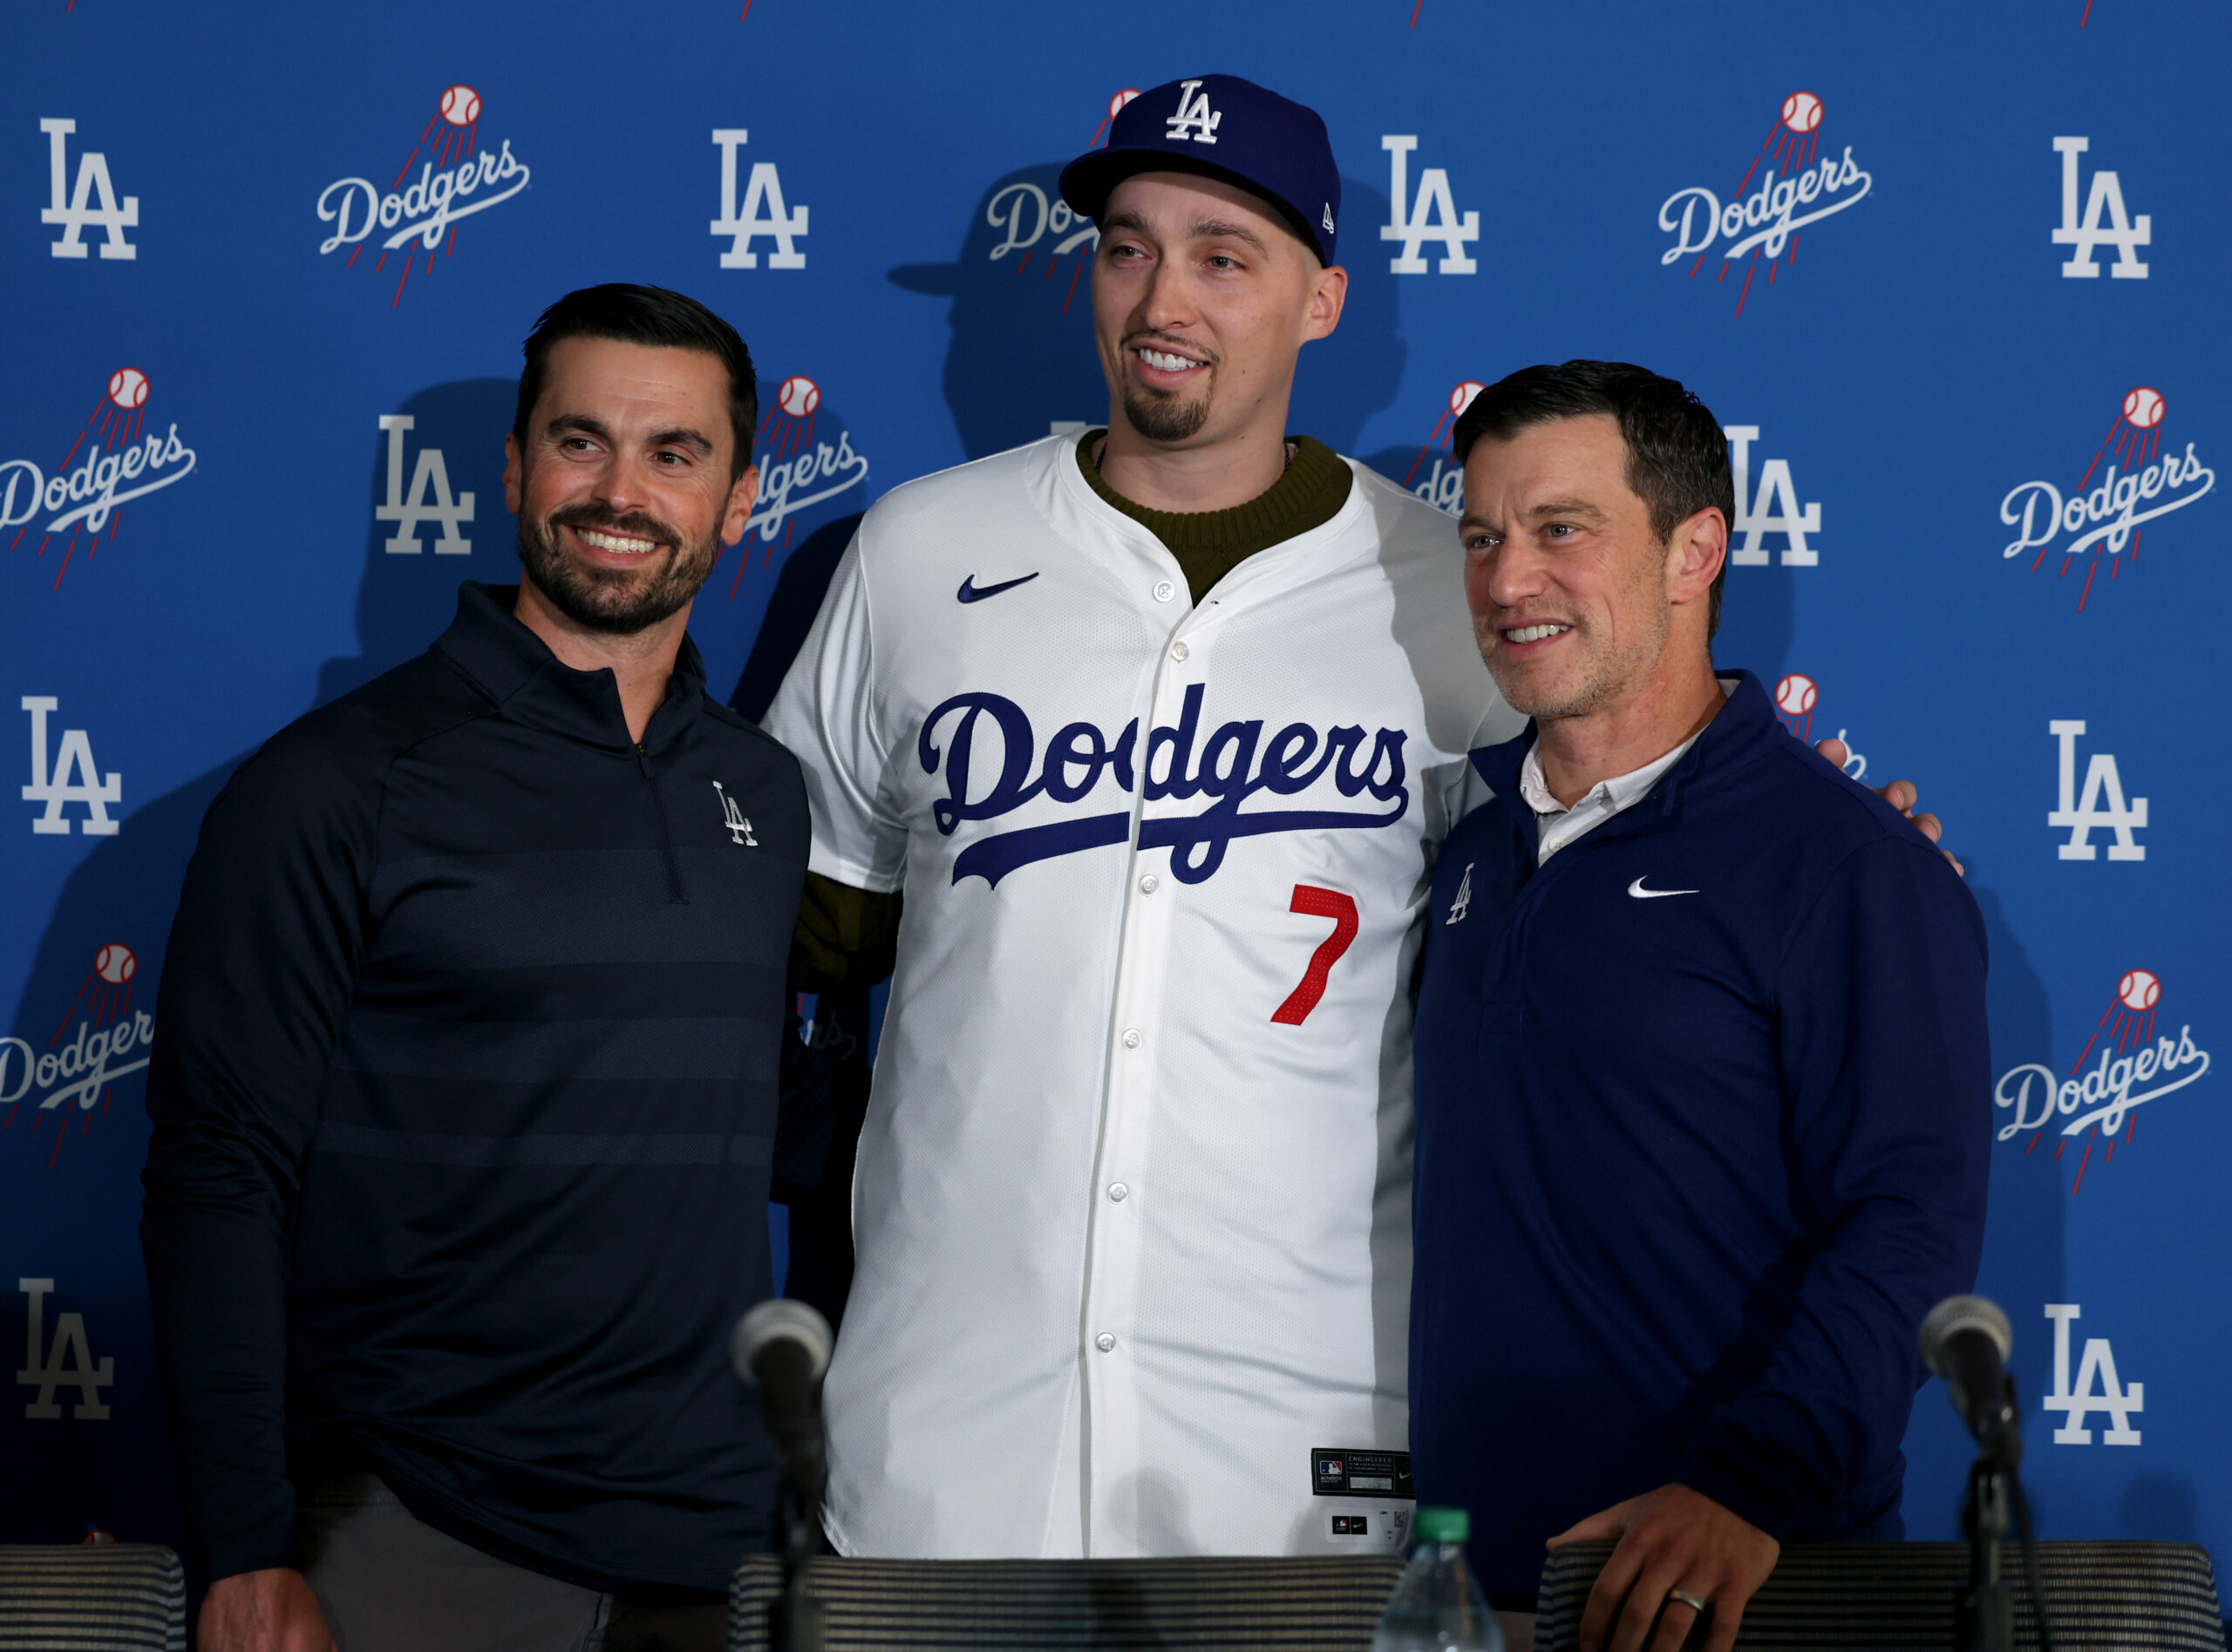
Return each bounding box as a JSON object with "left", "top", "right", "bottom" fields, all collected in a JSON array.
[
  {"left": 430, "top": 581, "right": 708, "bottom": 758},
  {"left": 1469, "top": 669, "right": 1779, "bottom": 864}
]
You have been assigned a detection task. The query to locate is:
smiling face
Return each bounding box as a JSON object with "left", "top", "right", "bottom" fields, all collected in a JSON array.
[
  {"left": 503, "top": 335, "right": 759, "bottom": 636},
  {"left": 1460, "top": 412, "right": 1721, "bottom": 722},
  {"left": 1091, "top": 171, "right": 1344, "bottom": 451}
]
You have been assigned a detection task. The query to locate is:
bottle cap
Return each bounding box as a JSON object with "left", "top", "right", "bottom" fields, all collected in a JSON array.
[{"left": 1413, "top": 1506, "right": 1469, "bottom": 1543}]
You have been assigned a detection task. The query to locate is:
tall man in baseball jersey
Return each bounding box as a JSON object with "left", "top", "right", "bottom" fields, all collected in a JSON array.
[{"left": 766, "top": 79, "right": 1940, "bottom": 1562}]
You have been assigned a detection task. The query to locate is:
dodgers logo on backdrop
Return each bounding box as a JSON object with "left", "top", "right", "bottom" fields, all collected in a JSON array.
[
  {"left": 2052, "top": 136, "right": 2150, "bottom": 278},
  {"left": 1995, "top": 968, "right": 2208, "bottom": 1193},
  {"left": 970, "top": 92, "right": 1136, "bottom": 319},
  {"left": 724, "top": 376, "right": 869, "bottom": 591},
  {"left": 316, "top": 85, "right": 530, "bottom": 308},
  {"left": 1658, "top": 90, "right": 1872, "bottom": 316},
  {"left": 38, "top": 119, "right": 138, "bottom": 261},
  {"left": 1771, "top": 674, "right": 1867, "bottom": 779},
  {"left": 2, "top": 368, "right": 196, "bottom": 591},
  {"left": 1999, "top": 385, "right": 2213, "bottom": 611},
  {"left": 918, "top": 684, "right": 1409, "bottom": 887},
  {"left": 1398, "top": 382, "right": 1484, "bottom": 515},
  {"left": 2, "top": 942, "right": 153, "bottom": 1172}
]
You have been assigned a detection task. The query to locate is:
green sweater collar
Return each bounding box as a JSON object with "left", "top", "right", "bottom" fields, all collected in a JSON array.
[{"left": 1074, "top": 429, "right": 1354, "bottom": 604}]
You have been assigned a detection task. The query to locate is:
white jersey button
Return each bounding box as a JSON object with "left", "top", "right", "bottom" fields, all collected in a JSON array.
[
  {"left": 1121, "top": 1029, "right": 1142, "bottom": 1049},
  {"left": 1095, "top": 1333, "right": 1118, "bottom": 1353},
  {"left": 1140, "top": 874, "right": 1160, "bottom": 894},
  {"left": 1108, "top": 1182, "right": 1129, "bottom": 1202},
  {"left": 1153, "top": 580, "right": 1176, "bottom": 602},
  {"left": 1170, "top": 641, "right": 1189, "bottom": 663}
]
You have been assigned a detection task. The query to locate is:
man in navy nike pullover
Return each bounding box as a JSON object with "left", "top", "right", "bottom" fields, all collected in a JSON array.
[
  {"left": 1410, "top": 364, "right": 1989, "bottom": 1652},
  {"left": 142, "top": 288, "right": 802, "bottom": 1652}
]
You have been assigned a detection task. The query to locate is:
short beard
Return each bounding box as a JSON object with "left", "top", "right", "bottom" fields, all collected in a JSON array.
[
  {"left": 1120, "top": 380, "right": 1213, "bottom": 444},
  {"left": 516, "top": 501, "right": 718, "bottom": 636}
]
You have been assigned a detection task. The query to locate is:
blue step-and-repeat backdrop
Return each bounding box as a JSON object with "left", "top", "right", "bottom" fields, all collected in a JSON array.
[{"left": 5, "top": 0, "right": 2226, "bottom": 1580}]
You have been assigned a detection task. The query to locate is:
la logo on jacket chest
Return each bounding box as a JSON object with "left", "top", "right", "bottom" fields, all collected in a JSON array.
[{"left": 712, "top": 780, "right": 757, "bottom": 846}]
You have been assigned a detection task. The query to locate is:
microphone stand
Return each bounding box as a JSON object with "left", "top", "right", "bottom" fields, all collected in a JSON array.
[
  {"left": 1955, "top": 1375, "right": 2028, "bottom": 1652},
  {"left": 770, "top": 1436, "right": 827, "bottom": 1652}
]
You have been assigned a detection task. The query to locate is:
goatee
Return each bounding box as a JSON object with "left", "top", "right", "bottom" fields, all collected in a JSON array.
[{"left": 1121, "top": 383, "right": 1212, "bottom": 444}]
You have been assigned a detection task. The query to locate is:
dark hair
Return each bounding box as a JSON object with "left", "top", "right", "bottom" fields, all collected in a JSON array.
[
  {"left": 514, "top": 284, "right": 759, "bottom": 480},
  {"left": 1452, "top": 360, "right": 1733, "bottom": 638}
]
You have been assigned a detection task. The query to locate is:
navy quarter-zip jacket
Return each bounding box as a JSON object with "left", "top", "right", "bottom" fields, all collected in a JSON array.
[
  {"left": 141, "top": 582, "right": 807, "bottom": 1594},
  {"left": 1410, "top": 671, "right": 1990, "bottom": 1603}
]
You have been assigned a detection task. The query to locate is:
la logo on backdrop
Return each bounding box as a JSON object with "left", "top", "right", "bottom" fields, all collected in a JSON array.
[
  {"left": 1995, "top": 968, "right": 2211, "bottom": 1194},
  {"left": 1999, "top": 385, "right": 2214, "bottom": 611},
  {"left": 316, "top": 85, "right": 531, "bottom": 308},
  {"left": 1, "top": 942, "right": 153, "bottom": 1173},
  {"left": 1, "top": 367, "right": 196, "bottom": 590},
  {"left": 1657, "top": 90, "right": 1872, "bottom": 316}
]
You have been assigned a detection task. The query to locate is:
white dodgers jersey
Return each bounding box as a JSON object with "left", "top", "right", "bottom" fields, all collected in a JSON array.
[{"left": 762, "top": 433, "right": 1520, "bottom": 1560}]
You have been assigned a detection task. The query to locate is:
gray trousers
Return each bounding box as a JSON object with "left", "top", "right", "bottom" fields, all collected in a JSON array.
[{"left": 297, "top": 1475, "right": 727, "bottom": 1652}]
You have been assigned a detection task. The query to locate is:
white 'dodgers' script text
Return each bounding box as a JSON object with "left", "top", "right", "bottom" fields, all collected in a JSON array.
[
  {"left": 1659, "top": 147, "right": 1872, "bottom": 265},
  {"left": 0, "top": 1013, "right": 154, "bottom": 1118},
  {"left": 318, "top": 140, "right": 531, "bottom": 257},
  {"left": 1995, "top": 1028, "right": 2210, "bottom": 1144},
  {"left": 0, "top": 426, "right": 195, "bottom": 540},
  {"left": 2001, "top": 445, "right": 2214, "bottom": 562}
]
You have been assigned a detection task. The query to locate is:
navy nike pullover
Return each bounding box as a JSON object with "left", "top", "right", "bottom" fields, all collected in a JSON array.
[
  {"left": 1410, "top": 670, "right": 1990, "bottom": 1604},
  {"left": 141, "top": 583, "right": 806, "bottom": 1594}
]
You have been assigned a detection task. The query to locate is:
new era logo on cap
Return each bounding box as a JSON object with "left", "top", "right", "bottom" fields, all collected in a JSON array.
[{"left": 1058, "top": 73, "right": 1342, "bottom": 266}]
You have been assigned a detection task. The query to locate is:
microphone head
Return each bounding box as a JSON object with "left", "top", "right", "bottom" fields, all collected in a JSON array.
[
  {"left": 1919, "top": 1294, "right": 2013, "bottom": 1375},
  {"left": 733, "top": 1297, "right": 834, "bottom": 1387}
]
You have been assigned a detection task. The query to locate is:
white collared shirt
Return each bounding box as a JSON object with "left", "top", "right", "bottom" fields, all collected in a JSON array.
[{"left": 1517, "top": 681, "right": 1734, "bottom": 863}]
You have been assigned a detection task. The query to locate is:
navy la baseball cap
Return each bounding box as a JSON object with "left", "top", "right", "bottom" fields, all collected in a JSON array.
[{"left": 1058, "top": 75, "right": 1341, "bottom": 266}]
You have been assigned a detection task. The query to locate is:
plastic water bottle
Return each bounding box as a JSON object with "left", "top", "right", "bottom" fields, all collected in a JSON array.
[{"left": 1372, "top": 1506, "right": 1505, "bottom": 1652}]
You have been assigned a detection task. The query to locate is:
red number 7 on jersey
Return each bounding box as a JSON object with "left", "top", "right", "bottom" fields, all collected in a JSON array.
[{"left": 1272, "top": 885, "right": 1359, "bottom": 1026}]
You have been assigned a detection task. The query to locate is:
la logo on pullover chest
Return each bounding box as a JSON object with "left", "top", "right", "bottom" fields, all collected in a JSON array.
[{"left": 712, "top": 780, "right": 757, "bottom": 846}]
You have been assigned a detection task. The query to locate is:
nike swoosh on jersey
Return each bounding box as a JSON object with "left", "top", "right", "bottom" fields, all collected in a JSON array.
[
  {"left": 956, "top": 572, "right": 1041, "bottom": 603},
  {"left": 1627, "top": 877, "right": 1699, "bottom": 899}
]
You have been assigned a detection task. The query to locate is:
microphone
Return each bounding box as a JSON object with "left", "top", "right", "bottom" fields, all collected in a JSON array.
[
  {"left": 736, "top": 1299, "right": 834, "bottom": 1652},
  {"left": 1920, "top": 1295, "right": 2020, "bottom": 1464},
  {"left": 733, "top": 1298, "right": 835, "bottom": 1513}
]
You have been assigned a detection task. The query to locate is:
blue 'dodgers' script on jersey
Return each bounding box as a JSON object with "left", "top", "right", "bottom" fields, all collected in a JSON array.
[{"left": 920, "top": 683, "right": 1411, "bottom": 886}]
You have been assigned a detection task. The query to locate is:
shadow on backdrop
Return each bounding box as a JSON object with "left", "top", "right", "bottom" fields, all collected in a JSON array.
[
  {"left": 895, "top": 169, "right": 1403, "bottom": 463},
  {"left": 0, "top": 378, "right": 515, "bottom": 1558}
]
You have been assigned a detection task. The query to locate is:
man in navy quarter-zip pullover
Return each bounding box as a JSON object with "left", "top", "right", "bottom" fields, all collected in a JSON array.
[
  {"left": 1410, "top": 363, "right": 1989, "bottom": 1652},
  {"left": 143, "top": 286, "right": 803, "bottom": 1652}
]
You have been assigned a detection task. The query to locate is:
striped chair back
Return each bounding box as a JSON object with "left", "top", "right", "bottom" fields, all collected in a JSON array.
[
  {"left": 1536, "top": 1539, "right": 2226, "bottom": 1650},
  {"left": 727, "top": 1553, "right": 1406, "bottom": 1649},
  {"left": 0, "top": 1545, "right": 187, "bottom": 1652}
]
